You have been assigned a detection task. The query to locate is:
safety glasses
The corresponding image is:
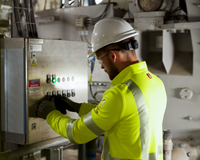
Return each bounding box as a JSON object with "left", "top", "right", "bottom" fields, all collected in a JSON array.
[{"left": 96, "top": 49, "right": 121, "bottom": 65}]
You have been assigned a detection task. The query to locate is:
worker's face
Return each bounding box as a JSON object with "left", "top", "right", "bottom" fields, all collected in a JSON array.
[{"left": 96, "top": 51, "right": 119, "bottom": 80}]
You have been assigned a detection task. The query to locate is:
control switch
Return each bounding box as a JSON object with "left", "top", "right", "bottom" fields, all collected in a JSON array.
[
  {"left": 57, "top": 90, "right": 61, "bottom": 97},
  {"left": 47, "top": 91, "right": 51, "bottom": 99},
  {"left": 71, "top": 89, "right": 75, "bottom": 97},
  {"left": 62, "top": 90, "right": 67, "bottom": 97},
  {"left": 67, "top": 89, "right": 71, "bottom": 97},
  {"left": 46, "top": 74, "right": 51, "bottom": 83},
  {"left": 52, "top": 91, "right": 56, "bottom": 96},
  {"left": 47, "top": 91, "right": 51, "bottom": 96}
]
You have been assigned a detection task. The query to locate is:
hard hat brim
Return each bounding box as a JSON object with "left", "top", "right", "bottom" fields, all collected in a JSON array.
[{"left": 88, "top": 52, "right": 96, "bottom": 58}]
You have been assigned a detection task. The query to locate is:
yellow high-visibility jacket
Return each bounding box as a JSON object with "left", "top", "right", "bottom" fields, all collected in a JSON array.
[{"left": 47, "top": 61, "right": 167, "bottom": 160}]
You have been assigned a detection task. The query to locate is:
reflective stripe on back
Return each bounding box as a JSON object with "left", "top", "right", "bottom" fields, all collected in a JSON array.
[
  {"left": 125, "top": 79, "right": 149, "bottom": 156},
  {"left": 101, "top": 133, "right": 111, "bottom": 160},
  {"left": 102, "top": 79, "right": 157, "bottom": 160}
]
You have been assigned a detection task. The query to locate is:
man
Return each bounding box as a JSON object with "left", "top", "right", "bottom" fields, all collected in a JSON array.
[{"left": 38, "top": 17, "right": 167, "bottom": 160}]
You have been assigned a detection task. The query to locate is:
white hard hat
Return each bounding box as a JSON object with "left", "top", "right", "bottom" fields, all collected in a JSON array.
[{"left": 89, "top": 17, "right": 138, "bottom": 58}]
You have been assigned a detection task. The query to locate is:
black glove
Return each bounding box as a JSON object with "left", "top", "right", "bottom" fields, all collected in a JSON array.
[
  {"left": 54, "top": 95, "right": 81, "bottom": 113},
  {"left": 45, "top": 95, "right": 68, "bottom": 114},
  {"left": 29, "top": 95, "right": 49, "bottom": 117},
  {"left": 37, "top": 97, "right": 56, "bottom": 119}
]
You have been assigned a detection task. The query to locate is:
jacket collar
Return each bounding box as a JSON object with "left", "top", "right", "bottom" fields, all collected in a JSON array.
[{"left": 110, "top": 61, "right": 148, "bottom": 86}]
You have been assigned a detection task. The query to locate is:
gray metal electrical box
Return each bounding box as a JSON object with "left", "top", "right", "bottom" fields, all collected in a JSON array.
[{"left": 0, "top": 38, "right": 88, "bottom": 144}]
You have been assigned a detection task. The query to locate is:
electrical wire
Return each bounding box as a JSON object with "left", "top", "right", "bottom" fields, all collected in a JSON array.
[
  {"left": 128, "top": 10, "right": 134, "bottom": 19},
  {"left": 89, "top": 56, "right": 95, "bottom": 84},
  {"left": 168, "top": 0, "right": 175, "bottom": 13},
  {"left": 83, "top": 27, "right": 92, "bottom": 48},
  {"left": 125, "top": 7, "right": 134, "bottom": 23},
  {"left": 60, "top": 0, "right": 74, "bottom": 8},
  {"left": 83, "top": 33, "right": 92, "bottom": 48},
  {"left": 30, "top": 0, "right": 38, "bottom": 38},
  {"left": 127, "top": 6, "right": 134, "bottom": 19},
  {"left": 24, "top": 0, "right": 33, "bottom": 37},
  {"left": 91, "top": 0, "right": 111, "bottom": 25},
  {"left": 160, "top": 0, "right": 174, "bottom": 11},
  {"left": 69, "top": 0, "right": 75, "bottom": 5},
  {"left": 89, "top": 84, "right": 97, "bottom": 102},
  {"left": 80, "top": 35, "right": 92, "bottom": 49},
  {"left": 13, "top": 0, "right": 22, "bottom": 37},
  {"left": 88, "top": 56, "right": 107, "bottom": 102},
  {"left": 88, "top": 59, "right": 91, "bottom": 68},
  {"left": 93, "top": 90, "right": 105, "bottom": 101},
  {"left": 60, "top": 4, "right": 64, "bottom": 8},
  {"left": 79, "top": 28, "right": 92, "bottom": 49},
  {"left": 83, "top": 32, "right": 91, "bottom": 45},
  {"left": 80, "top": 34, "right": 84, "bottom": 41},
  {"left": 164, "top": 6, "right": 183, "bottom": 20},
  {"left": 79, "top": 34, "right": 92, "bottom": 48},
  {"left": 89, "top": 56, "right": 100, "bottom": 102},
  {"left": 0, "top": 28, "right": 7, "bottom": 37},
  {"left": 44, "top": 0, "right": 47, "bottom": 10}
]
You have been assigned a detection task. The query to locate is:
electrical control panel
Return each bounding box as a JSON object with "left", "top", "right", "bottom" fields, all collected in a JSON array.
[{"left": 0, "top": 38, "right": 88, "bottom": 144}]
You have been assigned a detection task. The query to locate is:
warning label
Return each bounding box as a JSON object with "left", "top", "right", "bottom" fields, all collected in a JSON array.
[
  {"left": 29, "top": 79, "right": 40, "bottom": 96},
  {"left": 31, "top": 59, "right": 37, "bottom": 67}
]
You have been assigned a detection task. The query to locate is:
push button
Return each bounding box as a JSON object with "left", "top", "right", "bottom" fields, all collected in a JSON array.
[{"left": 52, "top": 74, "right": 57, "bottom": 83}]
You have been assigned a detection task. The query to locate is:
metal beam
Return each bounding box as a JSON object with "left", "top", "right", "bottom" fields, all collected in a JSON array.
[
  {"left": 0, "top": 137, "right": 70, "bottom": 160},
  {"left": 163, "top": 22, "right": 200, "bottom": 30}
]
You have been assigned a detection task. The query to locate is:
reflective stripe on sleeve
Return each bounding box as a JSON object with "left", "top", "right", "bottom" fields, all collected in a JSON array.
[
  {"left": 66, "top": 111, "right": 105, "bottom": 144},
  {"left": 67, "top": 119, "right": 76, "bottom": 143},
  {"left": 84, "top": 111, "right": 105, "bottom": 136}
]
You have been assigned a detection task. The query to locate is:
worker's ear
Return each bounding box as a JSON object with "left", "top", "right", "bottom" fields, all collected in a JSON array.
[{"left": 109, "top": 50, "right": 118, "bottom": 63}]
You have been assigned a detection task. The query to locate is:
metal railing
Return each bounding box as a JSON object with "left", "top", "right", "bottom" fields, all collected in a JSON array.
[{"left": 0, "top": 137, "right": 71, "bottom": 160}]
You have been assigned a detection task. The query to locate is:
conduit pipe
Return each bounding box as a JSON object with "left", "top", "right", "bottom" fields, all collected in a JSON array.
[
  {"left": 163, "top": 130, "right": 173, "bottom": 160},
  {"left": 0, "top": 137, "right": 70, "bottom": 160}
]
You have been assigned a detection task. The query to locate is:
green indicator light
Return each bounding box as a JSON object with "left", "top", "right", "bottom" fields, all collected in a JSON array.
[{"left": 52, "top": 78, "right": 57, "bottom": 83}]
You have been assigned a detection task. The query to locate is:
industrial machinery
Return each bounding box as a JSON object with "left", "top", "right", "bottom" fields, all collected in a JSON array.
[{"left": 0, "top": 38, "right": 88, "bottom": 145}]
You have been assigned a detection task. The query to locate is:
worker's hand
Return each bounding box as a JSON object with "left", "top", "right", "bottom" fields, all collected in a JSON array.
[
  {"left": 54, "top": 95, "right": 81, "bottom": 113},
  {"left": 29, "top": 95, "right": 49, "bottom": 117},
  {"left": 37, "top": 97, "right": 56, "bottom": 119},
  {"left": 52, "top": 95, "right": 67, "bottom": 114}
]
